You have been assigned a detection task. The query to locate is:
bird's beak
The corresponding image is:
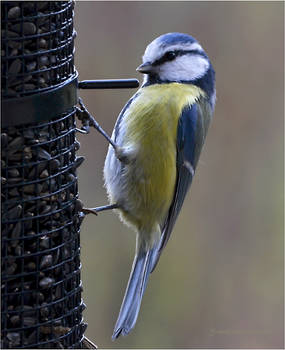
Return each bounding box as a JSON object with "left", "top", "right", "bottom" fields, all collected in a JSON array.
[{"left": 136, "top": 62, "right": 153, "bottom": 74}]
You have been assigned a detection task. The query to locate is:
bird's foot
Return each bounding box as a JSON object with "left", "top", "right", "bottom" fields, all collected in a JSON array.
[{"left": 76, "top": 98, "right": 118, "bottom": 149}]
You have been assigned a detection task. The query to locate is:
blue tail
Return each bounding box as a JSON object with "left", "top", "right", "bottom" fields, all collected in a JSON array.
[{"left": 112, "top": 243, "right": 159, "bottom": 339}]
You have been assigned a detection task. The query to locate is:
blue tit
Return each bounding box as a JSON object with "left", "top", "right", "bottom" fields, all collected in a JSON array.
[{"left": 103, "top": 32, "right": 216, "bottom": 339}]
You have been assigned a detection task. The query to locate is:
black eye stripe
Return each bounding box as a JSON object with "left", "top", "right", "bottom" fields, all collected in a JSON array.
[{"left": 152, "top": 49, "right": 204, "bottom": 66}]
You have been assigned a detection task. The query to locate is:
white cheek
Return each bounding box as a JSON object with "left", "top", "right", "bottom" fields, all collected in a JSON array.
[{"left": 159, "top": 55, "right": 209, "bottom": 82}]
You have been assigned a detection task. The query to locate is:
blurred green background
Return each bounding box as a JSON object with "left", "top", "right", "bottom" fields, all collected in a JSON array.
[{"left": 74, "top": 2, "right": 284, "bottom": 348}]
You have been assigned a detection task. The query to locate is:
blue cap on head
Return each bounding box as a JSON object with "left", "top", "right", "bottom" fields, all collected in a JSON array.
[{"left": 156, "top": 32, "right": 197, "bottom": 47}]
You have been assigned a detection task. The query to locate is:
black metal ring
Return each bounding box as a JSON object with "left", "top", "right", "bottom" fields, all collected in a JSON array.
[{"left": 1, "top": 73, "right": 78, "bottom": 128}]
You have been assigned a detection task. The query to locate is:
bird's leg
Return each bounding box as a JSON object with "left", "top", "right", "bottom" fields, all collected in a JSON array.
[
  {"left": 76, "top": 98, "right": 130, "bottom": 163},
  {"left": 76, "top": 97, "right": 116, "bottom": 147},
  {"left": 82, "top": 204, "right": 119, "bottom": 216}
]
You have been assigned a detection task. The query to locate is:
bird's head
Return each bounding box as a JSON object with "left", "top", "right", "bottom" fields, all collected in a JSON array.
[{"left": 137, "top": 33, "right": 215, "bottom": 102}]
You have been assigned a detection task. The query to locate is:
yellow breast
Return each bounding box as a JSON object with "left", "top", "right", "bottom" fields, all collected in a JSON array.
[{"left": 119, "top": 83, "right": 204, "bottom": 233}]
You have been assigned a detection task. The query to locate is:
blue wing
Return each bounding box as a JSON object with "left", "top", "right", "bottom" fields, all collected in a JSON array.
[{"left": 151, "top": 101, "right": 210, "bottom": 272}]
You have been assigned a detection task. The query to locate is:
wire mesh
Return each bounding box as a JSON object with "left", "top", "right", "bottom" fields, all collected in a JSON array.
[
  {"left": 1, "top": 110, "right": 86, "bottom": 348},
  {"left": 1, "top": 1, "right": 87, "bottom": 348},
  {"left": 1, "top": 1, "right": 75, "bottom": 98}
]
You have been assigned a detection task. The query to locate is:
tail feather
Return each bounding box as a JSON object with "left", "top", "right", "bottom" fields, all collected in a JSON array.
[{"left": 112, "top": 244, "right": 159, "bottom": 339}]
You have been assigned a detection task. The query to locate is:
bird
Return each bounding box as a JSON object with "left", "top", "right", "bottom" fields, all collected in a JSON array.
[{"left": 99, "top": 32, "right": 216, "bottom": 339}]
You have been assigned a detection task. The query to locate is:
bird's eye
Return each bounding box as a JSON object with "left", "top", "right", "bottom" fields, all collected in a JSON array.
[{"left": 165, "top": 51, "right": 176, "bottom": 61}]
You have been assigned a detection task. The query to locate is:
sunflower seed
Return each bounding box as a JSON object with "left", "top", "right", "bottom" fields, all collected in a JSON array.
[
  {"left": 39, "top": 38, "right": 47, "bottom": 49},
  {"left": 8, "top": 168, "right": 20, "bottom": 177},
  {"left": 1, "top": 133, "right": 8, "bottom": 147},
  {"left": 7, "top": 177, "right": 22, "bottom": 184},
  {"left": 23, "top": 316, "right": 36, "bottom": 327},
  {"left": 14, "top": 245, "right": 22, "bottom": 256},
  {"left": 3, "top": 204, "right": 22, "bottom": 221},
  {"left": 23, "top": 183, "right": 43, "bottom": 194},
  {"left": 27, "top": 262, "right": 36, "bottom": 271},
  {"left": 7, "top": 136, "right": 24, "bottom": 153},
  {"left": 39, "top": 169, "right": 49, "bottom": 178},
  {"left": 39, "top": 55, "right": 49, "bottom": 67},
  {"left": 10, "top": 222, "right": 21, "bottom": 247},
  {"left": 8, "top": 6, "right": 21, "bottom": 19},
  {"left": 39, "top": 235, "right": 50, "bottom": 249},
  {"left": 26, "top": 61, "right": 37, "bottom": 72},
  {"left": 11, "top": 22, "right": 36, "bottom": 35},
  {"left": 39, "top": 277, "right": 54, "bottom": 289},
  {"left": 10, "top": 315, "right": 20, "bottom": 326},
  {"left": 7, "top": 332, "right": 20, "bottom": 346},
  {"left": 8, "top": 59, "right": 22, "bottom": 75},
  {"left": 23, "top": 128, "right": 34, "bottom": 139},
  {"left": 7, "top": 40, "right": 21, "bottom": 49},
  {"left": 1, "top": 177, "right": 7, "bottom": 185},
  {"left": 6, "top": 263, "right": 17, "bottom": 275},
  {"left": 3, "top": 30, "right": 19, "bottom": 38},
  {"left": 40, "top": 303, "right": 49, "bottom": 318},
  {"left": 50, "top": 158, "right": 60, "bottom": 173},
  {"left": 23, "top": 146, "right": 33, "bottom": 160},
  {"left": 40, "top": 255, "right": 52, "bottom": 269},
  {"left": 38, "top": 148, "right": 51, "bottom": 160}
]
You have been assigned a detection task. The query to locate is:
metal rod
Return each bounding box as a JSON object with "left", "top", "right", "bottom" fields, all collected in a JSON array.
[
  {"left": 78, "top": 79, "right": 139, "bottom": 89},
  {"left": 82, "top": 204, "right": 118, "bottom": 216}
]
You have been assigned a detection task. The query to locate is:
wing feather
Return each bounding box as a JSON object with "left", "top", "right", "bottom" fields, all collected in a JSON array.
[{"left": 151, "top": 101, "right": 211, "bottom": 272}]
